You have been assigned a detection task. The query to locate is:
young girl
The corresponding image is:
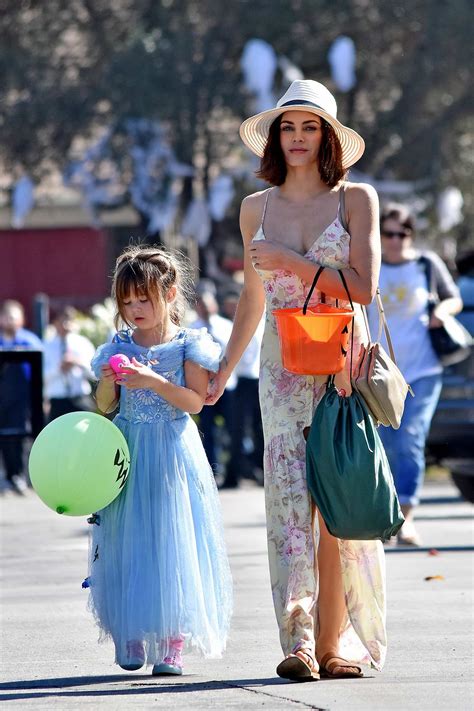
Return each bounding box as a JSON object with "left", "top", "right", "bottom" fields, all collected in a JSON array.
[{"left": 88, "top": 245, "right": 232, "bottom": 675}]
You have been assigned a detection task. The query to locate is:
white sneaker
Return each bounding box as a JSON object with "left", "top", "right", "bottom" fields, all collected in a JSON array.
[{"left": 10, "top": 475, "right": 28, "bottom": 495}]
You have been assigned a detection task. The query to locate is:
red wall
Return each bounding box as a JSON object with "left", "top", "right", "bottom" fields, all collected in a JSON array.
[{"left": 0, "top": 227, "right": 109, "bottom": 324}]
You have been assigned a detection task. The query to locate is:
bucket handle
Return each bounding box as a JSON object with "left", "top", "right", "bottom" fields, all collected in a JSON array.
[{"left": 303, "top": 267, "right": 354, "bottom": 314}]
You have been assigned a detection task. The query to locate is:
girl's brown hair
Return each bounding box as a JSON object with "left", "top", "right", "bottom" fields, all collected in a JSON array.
[
  {"left": 112, "top": 245, "right": 193, "bottom": 330},
  {"left": 256, "top": 115, "right": 346, "bottom": 188}
]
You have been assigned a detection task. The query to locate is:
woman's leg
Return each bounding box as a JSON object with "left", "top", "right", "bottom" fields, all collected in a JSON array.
[
  {"left": 315, "top": 510, "right": 360, "bottom": 674},
  {"left": 379, "top": 373, "right": 442, "bottom": 542},
  {"left": 263, "top": 428, "right": 318, "bottom": 662}
]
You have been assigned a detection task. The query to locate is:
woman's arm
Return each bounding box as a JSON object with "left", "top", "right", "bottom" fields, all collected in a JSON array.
[
  {"left": 426, "top": 253, "right": 463, "bottom": 326},
  {"left": 117, "top": 358, "right": 209, "bottom": 414},
  {"left": 206, "top": 194, "right": 266, "bottom": 404},
  {"left": 249, "top": 183, "right": 381, "bottom": 305},
  {"left": 430, "top": 297, "right": 463, "bottom": 326}
]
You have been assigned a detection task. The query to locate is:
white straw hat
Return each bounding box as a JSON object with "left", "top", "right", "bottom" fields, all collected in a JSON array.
[{"left": 239, "top": 79, "right": 365, "bottom": 169}]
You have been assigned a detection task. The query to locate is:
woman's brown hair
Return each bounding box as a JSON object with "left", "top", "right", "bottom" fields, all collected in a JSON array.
[
  {"left": 112, "top": 245, "right": 193, "bottom": 330},
  {"left": 380, "top": 204, "right": 416, "bottom": 234},
  {"left": 256, "top": 115, "right": 346, "bottom": 188}
]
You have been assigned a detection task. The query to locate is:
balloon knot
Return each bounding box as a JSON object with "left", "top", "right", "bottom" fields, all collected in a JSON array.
[
  {"left": 82, "top": 577, "right": 91, "bottom": 589},
  {"left": 56, "top": 506, "right": 67, "bottom": 514}
]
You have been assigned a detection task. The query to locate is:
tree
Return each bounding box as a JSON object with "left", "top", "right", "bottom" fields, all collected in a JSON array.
[{"left": 1, "top": 0, "right": 472, "bottom": 241}]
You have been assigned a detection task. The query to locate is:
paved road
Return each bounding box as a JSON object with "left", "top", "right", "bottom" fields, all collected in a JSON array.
[{"left": 1, "top": 478, "right": 473, "bottom": 710}]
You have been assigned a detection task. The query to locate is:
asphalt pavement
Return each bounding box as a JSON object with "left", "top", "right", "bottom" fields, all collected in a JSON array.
[{"left": 0, "top": 477, "right": 473, "bottom": 710}]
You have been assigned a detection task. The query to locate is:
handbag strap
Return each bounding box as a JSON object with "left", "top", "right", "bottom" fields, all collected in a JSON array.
[
  {"left": 303, "top": 266, "right": 354, "bottom": 314},
  {"left": 361, "top": 289, "right": 397, "bottom": 364},
  {"left": 310, "top": 185, "right": 348, "bottom": 306},
  {"left": 418, "top": 254, "right": 440, "bottom": 311},
  {"left": 305, "top": 266, "right": 355, "bottom": 386}
]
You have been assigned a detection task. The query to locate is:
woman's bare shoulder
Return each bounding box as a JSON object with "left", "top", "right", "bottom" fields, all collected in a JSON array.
[
  {"left": 241, "top": 188, "right": 270, "bottom": 216},
  {"left": 344, "top": 181, "right": 379, "bottom": 208},
  {"left": 240, "top": 188, "right": 271, "bottom": 237}
]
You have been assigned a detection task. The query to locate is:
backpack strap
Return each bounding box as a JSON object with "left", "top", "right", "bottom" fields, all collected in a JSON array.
[{"left": 418, "top": 254, "right": 439, "bottom": 306}]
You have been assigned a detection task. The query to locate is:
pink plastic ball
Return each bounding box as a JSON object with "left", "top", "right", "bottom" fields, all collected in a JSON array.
[{"left": 108, "top": 354, "right": 131, "bottom": 374}]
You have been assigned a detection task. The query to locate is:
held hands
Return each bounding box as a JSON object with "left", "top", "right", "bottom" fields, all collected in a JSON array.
[
  {"left": 205, "top": 365, "right": 229, "bottom": 405},
  {"left": 249, "top": 240, "right": 292, "bottom": 271}
]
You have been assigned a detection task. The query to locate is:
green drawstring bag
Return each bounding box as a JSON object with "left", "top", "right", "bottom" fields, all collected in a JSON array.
[{"left": 306, "top": 377, "right": 404, "bottom": 541}]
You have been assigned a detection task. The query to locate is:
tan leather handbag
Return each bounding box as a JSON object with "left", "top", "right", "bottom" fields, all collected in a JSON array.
[
  {"left": 337, "top": 182, "right": 413, "bottom": 429},
  {"left": 352, "top": 291, "right": 414, "bottom": 429}
]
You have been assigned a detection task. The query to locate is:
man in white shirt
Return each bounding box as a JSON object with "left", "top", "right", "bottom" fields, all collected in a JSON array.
[
  {"left": 43, "top": 306, "right": 95, "bottom": 422},
  {"left": 234, "top": 316, "right": 265, "bottom": 485},
  {"left": 189, "top": 281, "right": 238, "bottom": 486},
  {"left": 221, "top": 288, "right": 265, "bottom": 487}
]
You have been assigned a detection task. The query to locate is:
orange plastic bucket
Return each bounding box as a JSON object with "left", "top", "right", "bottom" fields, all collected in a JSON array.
[{"left": 273, "top": 303, "right": 354, "bottom": 375}]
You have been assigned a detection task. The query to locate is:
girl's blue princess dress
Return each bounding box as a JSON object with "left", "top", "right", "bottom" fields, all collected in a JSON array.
[{"left": 88, "top": 327, "right": 232, "bottom": 666}]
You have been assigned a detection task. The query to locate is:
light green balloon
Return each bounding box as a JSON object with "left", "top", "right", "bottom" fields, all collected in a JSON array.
[{"left": 29, "top": 412, "right": 130, "bottom": 516}]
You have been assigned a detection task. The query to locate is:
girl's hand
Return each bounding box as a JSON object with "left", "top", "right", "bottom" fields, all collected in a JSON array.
[
  {"left": 100, "top": 363, "right": 117, "bottom": 383},
  {"left": 117, "top": 357, "right": 163, "bottom": 390},
  {"left": 248, "top": 240, "right": 293, "bottom": 271}
]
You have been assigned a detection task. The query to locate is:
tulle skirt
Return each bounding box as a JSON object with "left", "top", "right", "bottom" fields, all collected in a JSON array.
[{"left": 88, "top": 414, "right": 233, "bottom": 665}]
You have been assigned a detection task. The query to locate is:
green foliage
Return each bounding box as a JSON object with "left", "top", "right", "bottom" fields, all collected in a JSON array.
[{"left": 75, "top": 298, "right": 116, "bottom": 348}]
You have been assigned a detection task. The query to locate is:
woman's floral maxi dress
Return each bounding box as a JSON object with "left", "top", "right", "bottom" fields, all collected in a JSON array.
[{"left": 254, "top": 187, "right": 387, "bottom": 670}]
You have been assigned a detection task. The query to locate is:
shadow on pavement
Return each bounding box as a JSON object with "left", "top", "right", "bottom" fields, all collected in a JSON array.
[
  {"left": 419, "top": 495, "right": 465, "bottom": 505},
  {"left": 384, "top": 545, "right": 474, "bottom": 554},
  {"left": 0, "top": 675, "right": 302, "bottom": 703},
  {"left": 414, "top": 513, "right": 473, "bottom": 521}
]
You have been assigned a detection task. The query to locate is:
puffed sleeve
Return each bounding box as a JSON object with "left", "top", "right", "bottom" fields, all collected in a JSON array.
[
  {"left": 90, "top": 331, "right": 135, "bottom": 379},
  {"left": 184, "top": 327, "right": 222, "bottom": 372}
]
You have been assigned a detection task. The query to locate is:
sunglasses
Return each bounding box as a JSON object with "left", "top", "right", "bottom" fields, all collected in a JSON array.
[{"left": 381, "top": 230, "right": 411, "bottom": 239}]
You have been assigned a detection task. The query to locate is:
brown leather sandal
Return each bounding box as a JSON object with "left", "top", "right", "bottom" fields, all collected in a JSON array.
[
  {"left": 276, "top": 649, "right": 320, "bottom": 682},
  {"left": 319, "top": 653, "right": 363, "bottom": 678}
]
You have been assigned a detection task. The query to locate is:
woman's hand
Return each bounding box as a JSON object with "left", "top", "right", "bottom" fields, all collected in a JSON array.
[
  {"left": 205, "top": 366, "right": 229, "bottom": 405},
  {"left": 429, "top": 297, "right": 463, "bottom": 328},
  {"left": 249, "top": 240, "right": 293, "bottom": 271},
  {"left": 61, "top": 352, "right": 80, "bottom": 373},
  {"left": 117, "top": 357, "right": 163, "bottom": 390},
  {"left": 429, "top": 311, "right": 445, "bottom": 328}
]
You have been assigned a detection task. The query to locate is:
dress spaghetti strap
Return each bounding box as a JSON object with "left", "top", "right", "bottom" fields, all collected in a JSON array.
[
  {"left": 337, "top": 183, "right": 349, "bottom": 232},
  {"left": 260, "top": 188, "right": 273, "bottom": 233}
]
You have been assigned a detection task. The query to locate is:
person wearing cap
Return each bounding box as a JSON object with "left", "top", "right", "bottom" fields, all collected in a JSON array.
[{"left": 207, "top": 80, "right": 383, "bottom": 680}]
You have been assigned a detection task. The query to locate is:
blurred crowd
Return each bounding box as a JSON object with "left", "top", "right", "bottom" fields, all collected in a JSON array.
[
  {"left": 0, "top": 276, "right": 265, "bottom": 495},
  {"left": 1, "top": 233, "right": 472, "bottom": 510}
]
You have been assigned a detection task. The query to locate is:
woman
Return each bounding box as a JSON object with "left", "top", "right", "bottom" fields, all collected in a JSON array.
[
  {"left": 207, "top": 79, "right": 385, "bottom": 680},
  {"left": 370, "top": 204, "right": 462, "bottom": 546}
]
